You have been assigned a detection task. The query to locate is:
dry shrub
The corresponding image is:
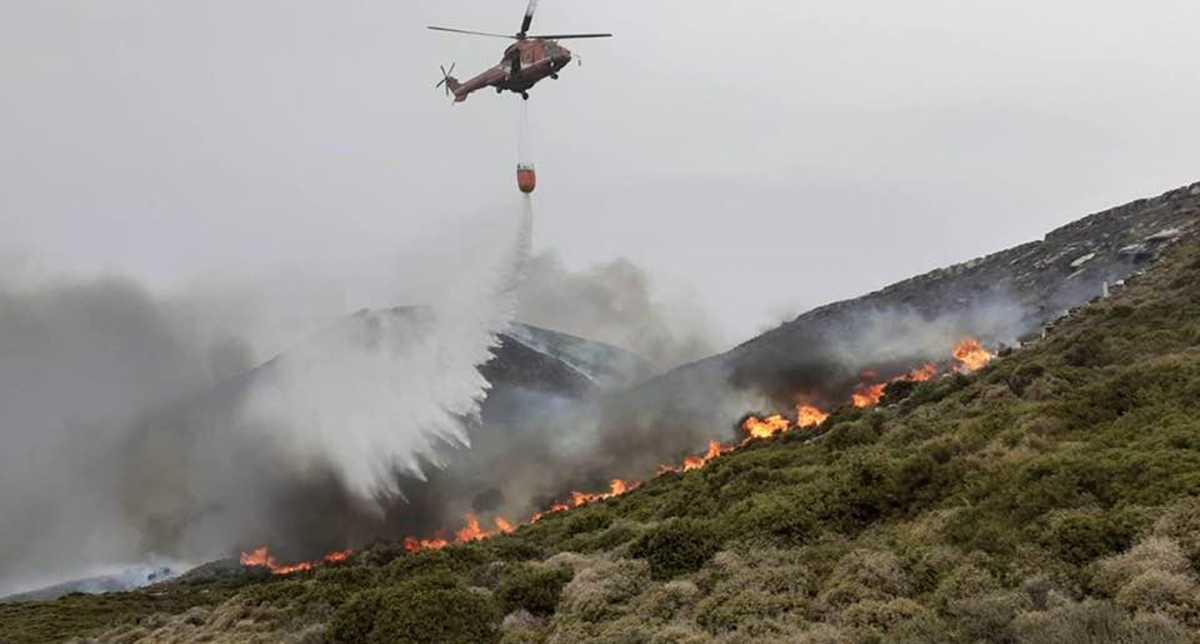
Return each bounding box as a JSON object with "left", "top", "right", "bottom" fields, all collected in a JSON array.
[
  {"left": 649, "top": 624, "right": 713, "bottom": 644},
  {"left": 836, "top": 597, "right": 927, "bottom": 630},
  {"left": 787, "top": 623, "right": 853, "bottom": 644},
  {"left": 499, "top": 609, "right": 547, "bottom": 644},
  {"left": 897, "top": 509, "right": 961, "bottom": 544},
  {"left": 949, "top": 590, "right": 1032, "bottom": 642},
  {"left": 546, "top": 613, "right": 657, "bottom": 644},
  {"left": 1012, "top": 598, "right": 1190, "bottom": 644},
  {"left": 1152, "top": 497, "right": 1200, "bottom": 567},
  {"left": 1114, "top": 570, "right": 1199, "bottom": 620},
  {"left": 554, "top": 558, "right": 651, "bottom": 624},
  {"left": 701, "top": 549, "right": 816, "bottom": 596},
  {"left": 688, "top": 549, "right": 811, "bottom": 633},
  {"left": 816, "top": 548, "right": 910, "bottom": 613},
  {"left": 1093, "top": 536, "right": 1193, "bottom": 595},
  {"left": 694, "top": 588, "right": 795, "bottom": 636},
  {"left": 639, "top": 580, "right": 701, "bottom": 622},
  {"left": 85, "top": 597, "right": 305, "bottom": 644},
  {"left": 932, "top": 563, "right": 1000, "bottom": 610},
  {"left": 542, "top": 551, "right": 597, "bottom": 573}
]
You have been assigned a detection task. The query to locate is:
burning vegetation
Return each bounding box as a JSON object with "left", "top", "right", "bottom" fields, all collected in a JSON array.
[{"left": 241, "top": 337, "right": 995, "bottom": 575}]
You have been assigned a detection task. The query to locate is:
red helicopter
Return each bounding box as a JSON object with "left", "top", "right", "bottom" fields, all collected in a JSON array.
[{"left": 430, "top": 0, "right": 612, "bottom": 103}]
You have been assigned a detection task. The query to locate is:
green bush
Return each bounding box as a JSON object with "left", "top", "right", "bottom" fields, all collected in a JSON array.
[
  {"left": 327, "top": 573, "right": 501, "bottom": 644},
  {"left": 721, "top": 491, "right": 818, "bottom": 545},
  {"left": 1050, "top": 512, "right": 1138, "bottom": 566},
  {"left": 385, "top": 546, "right": 488, "bottom": 583},
  {"left": 1063, "top": 331, "right": 1112, "bottom": 368},
  {"left": 564, "top": 522, "right": 640, "bottom": 553},
  {"left": 825, "top": 419, "right": 882, "bottom": 450},
  {"left": 630, "top": 518, "right": 721, "bottom": 580},
  {"left": 496, "top": 564, "right": 574, "bottom": 616},
  {"left": 564, "top": 507, "right": 613, "bottom": 536}
]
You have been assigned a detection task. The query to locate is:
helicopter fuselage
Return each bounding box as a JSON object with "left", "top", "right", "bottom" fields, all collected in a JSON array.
[{"left": 448, "top": 38, "right": 573, "bottom": 102}]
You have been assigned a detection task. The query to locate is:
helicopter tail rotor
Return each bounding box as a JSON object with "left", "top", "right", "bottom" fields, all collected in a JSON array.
[{"left": 435, "top": 63, "right": 460, "bottom": 99}]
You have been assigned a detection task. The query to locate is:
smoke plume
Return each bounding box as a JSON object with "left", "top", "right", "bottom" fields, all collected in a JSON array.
[{"left": 515, "top": 252, "right": 718, "bottom": 370}]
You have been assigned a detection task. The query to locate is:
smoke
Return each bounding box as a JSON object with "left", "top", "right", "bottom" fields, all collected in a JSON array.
[
  {"left": 0, "top": 202, "right": 531, "bottom": 595},
  {"left": 0, "top": 276, "right": 216, "bottom": 595},
  {"left": 515, "top": 252, "right": 718, "bottom": 370}
]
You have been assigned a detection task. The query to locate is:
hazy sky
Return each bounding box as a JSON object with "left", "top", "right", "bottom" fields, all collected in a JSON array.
[{"left": 3, "top": 0, "right": 1199, "bottom": 346}]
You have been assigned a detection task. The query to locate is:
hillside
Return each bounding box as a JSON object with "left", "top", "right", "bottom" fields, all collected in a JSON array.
[
  {"left": 580, "top": 182, "right": 1200, "bottom": 486},
  {"left": 5, "top": 202, "right": 1200, "bottom": 641}
]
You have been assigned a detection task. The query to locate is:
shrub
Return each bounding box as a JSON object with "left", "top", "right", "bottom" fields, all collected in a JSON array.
[
  {"left": 1093, "top": 536, "right": 1192, "bottom": 595},
  {"left": 629, "top": 519, "right": 721, "bottom": 580},
  {"left": 837, "top": 597, "right": 927, "bottom": 631},
  {"left": 1152, "top": 497, "right": 1200, "bottom": 572},
  {"left": 637, "top": 580, "right": 700, "bottom": 623},
  {"left": 1049, "top": 512, "right": 1138, "bottom": 566},
  {"left": 1063, "top": 331, "right": 1111, "bottom": 368},
  {"left": 564, "top": 522, "right": 640, "bottom": 553},
  {"left": 385, "top": 546, "right": 488, "bottom": 583},
  {"left": 1006, "top": 363, "right": 1046, "bottom": 396},
  {"left": 484, "top": 537, "right": 545, "bottom": 563},
  {"left": 327, "top": 574, "right": 501, "bottom": 644},
  {"left": 721, "top": 491, "right": 819, "bottom": 545},
  {"left": 932, "top": 564, "right": 1000, "bottom": 610},
  {"left": 694, "top": 587, "right": 793, "bottom": 634},
  {"left": 564, "top": 508, "right": 613, "bottom": 536},
  {"left": 496, "top": 565, "right": 574, "bottom": 617},
  {"left": 1114, "top": 570, "right": 1198, "bottom": 617},
  {"left": 556, "top": 558, "right": 650, "bottom": 623},
  {"left": 1011, "top": 598, "right": 1190, "bottom": 644},
  {"left": 825, "top": 419, "right": 882, "bottom": 450}
]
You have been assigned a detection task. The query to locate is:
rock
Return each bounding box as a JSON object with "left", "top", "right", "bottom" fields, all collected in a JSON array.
[
  {"left": 1070, "top": 252, "right": 1097, "bottom": 268},
  {"left": 1145, "top": 228, "right": 1183, "bottom": 243}
]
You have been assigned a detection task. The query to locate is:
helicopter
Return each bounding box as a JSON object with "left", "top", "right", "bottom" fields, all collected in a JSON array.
[{"left": 430, "top": 0, "right": 611, "bottom": 102}]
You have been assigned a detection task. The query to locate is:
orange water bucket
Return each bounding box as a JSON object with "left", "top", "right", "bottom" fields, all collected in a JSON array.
[{"left": 517, "top": 164, "right": 537, "bottom": 194}]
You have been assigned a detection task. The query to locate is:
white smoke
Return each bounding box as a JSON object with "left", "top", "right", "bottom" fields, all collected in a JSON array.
[{"left": 236, "top": 200, "right": 533, "bottom": 499}]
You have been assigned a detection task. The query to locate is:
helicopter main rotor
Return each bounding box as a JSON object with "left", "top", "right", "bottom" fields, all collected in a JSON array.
[{"left": 428, "top": 0, "right": 611, "bottom": 42}]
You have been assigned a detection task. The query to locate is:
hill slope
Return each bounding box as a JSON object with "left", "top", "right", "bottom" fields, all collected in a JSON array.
[
  {"left": 583, "top": 182, "right": 1200, "bottom": 484},
  {"left": 6, "top": 204, "right": 1200, "bottom": 641}
]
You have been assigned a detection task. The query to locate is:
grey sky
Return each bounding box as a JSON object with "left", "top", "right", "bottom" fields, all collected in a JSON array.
[{"left": 3, "top": 0, "right": 1199, "bottom": 346}]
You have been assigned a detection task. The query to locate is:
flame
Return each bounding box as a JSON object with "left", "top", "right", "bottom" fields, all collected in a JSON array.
[
  {"left": 239, "top": 546, "right": 274, "bottom": 569},
  {"left": 404, "top": 536, "right": 449, "bottom": 552},
  {"left": 240, "top": 546, "right": 354, "bottom": 576},
  {"left": 850, "top": 362, "right": 939, "bottom": 409},
  {"left": 796, "top": 404, "right": 830, "bottom": 428},
  {"left": 907, "top": 363, "right": 938, "bottom": 381},
  {"left": 742, "top": 414, "right": 791, "bottom": 439},
  {"left": 851, "top": 383, "right": 886, "bottom": 408},
  {"left": 456, "top": 514, "right": 487, "bottom": 543},
  {"left": 953, "top": 338, "right": 993, "bottom": 371}
]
